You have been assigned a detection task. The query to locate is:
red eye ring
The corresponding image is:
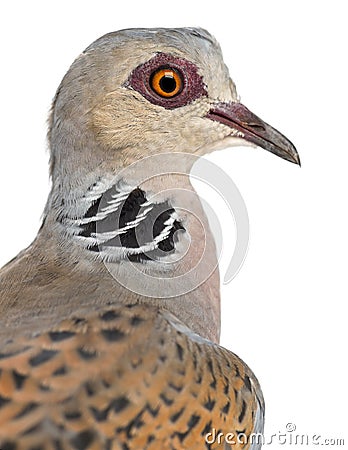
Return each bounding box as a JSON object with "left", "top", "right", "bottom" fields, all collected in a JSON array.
[{"left": 127, "top": 53, "right": 207, "bottom": 109}]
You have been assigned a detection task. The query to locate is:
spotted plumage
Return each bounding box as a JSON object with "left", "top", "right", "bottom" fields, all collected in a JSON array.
[{"left": 0, "top": 304, "right": 263, "bottom": 449}]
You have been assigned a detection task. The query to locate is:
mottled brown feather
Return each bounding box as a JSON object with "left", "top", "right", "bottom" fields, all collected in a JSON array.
[{"left": 0, "top": 304, "right": 262, "bottom": 449}]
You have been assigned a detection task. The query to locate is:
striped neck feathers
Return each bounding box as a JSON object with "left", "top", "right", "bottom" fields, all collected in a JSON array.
[{"left": 59, "top": 178, "right": 186, "bottom": 263}]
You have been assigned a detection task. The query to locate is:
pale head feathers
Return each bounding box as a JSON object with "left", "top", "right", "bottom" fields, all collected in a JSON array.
[{"left": 47, "top": 27, "right": 239, "bottom": 214}]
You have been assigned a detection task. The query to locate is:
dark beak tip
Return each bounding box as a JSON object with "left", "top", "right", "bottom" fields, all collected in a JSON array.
[
  {"left": 283, "top": 144, "right": 301, "bottom": 166},
  {"left": 285, "top": 142, "right": 301, "bottom": 166}
]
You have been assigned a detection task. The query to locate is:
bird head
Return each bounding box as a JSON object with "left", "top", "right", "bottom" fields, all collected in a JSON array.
[{"left": 48, "top": 27, "right": 299, "bottom": 192}]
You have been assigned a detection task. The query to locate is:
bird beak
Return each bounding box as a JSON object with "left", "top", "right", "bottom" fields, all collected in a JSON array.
[{"left": 206, "top": 102, "right": 300, "bottom": 165}]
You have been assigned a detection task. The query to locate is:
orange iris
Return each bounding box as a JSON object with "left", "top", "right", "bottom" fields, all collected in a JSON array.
[{"left": 150, "top": 68, "right": 183, "bottom": 98}]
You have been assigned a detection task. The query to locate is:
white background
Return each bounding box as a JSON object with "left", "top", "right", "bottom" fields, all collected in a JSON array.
[{"left": 0, "top": 1, "right": 347, "bottom": 447}]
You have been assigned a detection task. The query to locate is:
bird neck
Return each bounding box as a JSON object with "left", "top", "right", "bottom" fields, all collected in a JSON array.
[{"left": 37, "top": 156, "right": 222, "bottom": 342}]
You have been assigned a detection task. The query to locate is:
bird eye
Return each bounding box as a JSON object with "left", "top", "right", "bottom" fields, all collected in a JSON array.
[
  {"left": 150, "top": 68, "right": 183, "bottom": 98},
  {"left": 127, "top": 53, "right": 207, "bottom": 109}
]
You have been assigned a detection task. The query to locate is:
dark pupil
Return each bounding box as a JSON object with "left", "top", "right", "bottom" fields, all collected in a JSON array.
[{"left": 159, "top": 75, "right": 176, "bottom": 93}]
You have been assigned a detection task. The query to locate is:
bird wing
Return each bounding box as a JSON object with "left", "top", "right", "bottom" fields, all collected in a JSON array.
[{"left": 0, "top": 303, "right": 263, "bottom": 449}]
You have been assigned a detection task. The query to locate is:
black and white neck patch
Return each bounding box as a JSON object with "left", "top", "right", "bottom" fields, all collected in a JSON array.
[{"left": 61, "top": 180, "right": 185, "bottom": 262}]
